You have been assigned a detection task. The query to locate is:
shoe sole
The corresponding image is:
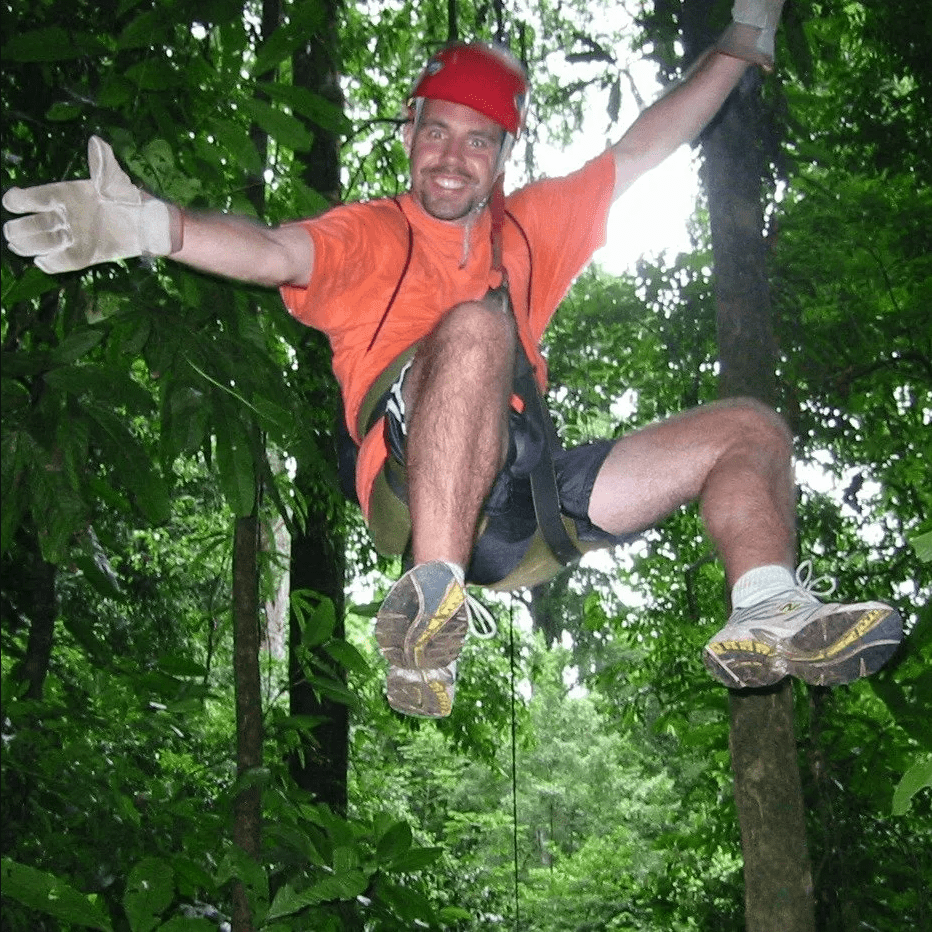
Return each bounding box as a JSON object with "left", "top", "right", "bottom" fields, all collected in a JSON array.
[
  {"left": 375, "top": 561, "right": 468, "bottom": 669},
  {"left": 703, "top": 602, "right": 902, "bottom": 689},
  {"left": 386, "top": 668, "right": 454, "bottom": 718}
]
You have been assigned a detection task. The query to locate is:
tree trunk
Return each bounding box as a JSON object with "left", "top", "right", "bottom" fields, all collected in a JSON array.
[
  {"left": 231, "top": 512, "right": 264, "bottom": 932},
  {"left": 287, "top": 0, "right": 350, "bottom": 815},
  {"left": 229, "top": 2, "right": 279, "bottom": 926},
  {"left": 684, "top": 1, "right": 817, "bottom": 928},
  {"left": 700, "top": 57, "right": 817, "bottom": 932},
  {"left": 20, "top": 529, "right": 57, "bottom": 701}
]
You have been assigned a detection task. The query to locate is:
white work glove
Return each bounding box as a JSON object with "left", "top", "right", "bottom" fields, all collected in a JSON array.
[
  {"left": 2, "top": 136, "right": 177, "bottom": 274},
  {"left": 717, "top": 0, "right": 787, "bottom": 71}
]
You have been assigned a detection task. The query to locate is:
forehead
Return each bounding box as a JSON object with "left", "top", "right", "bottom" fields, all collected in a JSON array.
[{"left": 416, "top": 98, "right": 503, "bottom": 138}]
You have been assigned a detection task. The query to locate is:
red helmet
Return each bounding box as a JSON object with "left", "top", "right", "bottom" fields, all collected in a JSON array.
[{"left": 409, "top": 42, "right": 529, "bottom": 140}]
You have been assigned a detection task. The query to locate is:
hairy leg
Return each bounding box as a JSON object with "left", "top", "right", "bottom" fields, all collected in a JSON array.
[
  {"left": 588, "top": 398, "right": 796, "bottom": 585},
  {"left": 403, "top": 295, "right": 516, "bottom": 566}
]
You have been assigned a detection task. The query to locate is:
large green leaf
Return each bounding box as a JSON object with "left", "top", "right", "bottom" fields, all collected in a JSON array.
[
  {"left": 212, "top": 403, "right": 256, "bottom": 517},
  {"left": 0, "top": 858, "right": 113, "bottom": 931},
  {"left": 239, "top": 98, "right": 313, "bottom": 153},
  {"left": 84, "top": 404, "right": 171, "bottom": 525},
  {"left": 2, "top": 27, "right": 107, "bottom": 61},
  {"left": 892, "top": 755, "right": 932, "bottom": 816},
  {"left": 123, "top": 857, "right": 174, "bottom": 932}
]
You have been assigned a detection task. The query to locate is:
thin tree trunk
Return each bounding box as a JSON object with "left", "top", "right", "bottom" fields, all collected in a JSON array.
[
  {"left": 700, "top": 56, "right": 817, "bottom": 932},
  {"left": 229, "top": 1, "right": 280, "bottom": 925},
  {"left": 231, "top": 512, "right": 263, "bottom": 932},
  {"left": 682, "top": 0, "right": 817, "bottom": 927},
  {"left": 20, "top": 529, "right": 57, "bottom": 701},
  {"left": 287, "top": 0, "right": 350, "bottom": 815}
]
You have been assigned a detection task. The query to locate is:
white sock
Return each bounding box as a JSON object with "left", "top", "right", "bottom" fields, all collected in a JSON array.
[{"left": 731, "top": 564, "right": 796, "bottom": 608}]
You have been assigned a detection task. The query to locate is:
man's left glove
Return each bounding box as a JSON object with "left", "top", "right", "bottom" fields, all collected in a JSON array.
[
  {"left": 717, "top": 0, "right": 787, "bottom": 71},
  {"left": 2, "top": 136, "right": 178, "bottom": 274}
]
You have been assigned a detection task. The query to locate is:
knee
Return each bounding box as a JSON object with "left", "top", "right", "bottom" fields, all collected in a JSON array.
[
  {"left": 722, "top": 397, "right": 793, "bottom": 456},
  {"left": 435, "top": 296, "right": 516, "bottom": 348}
]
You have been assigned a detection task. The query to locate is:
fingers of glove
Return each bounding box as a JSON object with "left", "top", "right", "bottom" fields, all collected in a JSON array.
[
  {"left": 3, "top": 182, "right": 77, "bottom": 215},
  {"left": 3, "top": 210, "right": 73, "bottom": 257},
  {"left": 89, "top": 136, "right": 141, "bottom": 204}
]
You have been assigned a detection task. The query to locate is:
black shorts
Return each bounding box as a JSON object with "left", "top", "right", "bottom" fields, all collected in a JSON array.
[{"left": 384, "top": 391, "right": 636, "bottom": 586}]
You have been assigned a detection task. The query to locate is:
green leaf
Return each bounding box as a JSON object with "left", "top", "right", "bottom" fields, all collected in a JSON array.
[
  {"left": 46, "top": 101, "right": 83, "bottom": 121},
  {"left": 0, "top": 858, "right": 113, "bottom": 931},
  {"left": 323, "top": 638, "right": 369, "bottom": 675},
  {"left": 206, "top": 116, "right": 264, "bottom": 176},
  {"left": 157, "top": 654, "right": 209, "bottom": 678},
  {"left": 213, "top": 404, "right": 256, "bottom": 517},
  {"left": 2, "top": 27, "right": 106, "bottom": 61},
  {"left": 260, "top": 82, "right": 351, "bottom": 135},
  {"left": 250, "top": 2, "right": 324, "bottom": 77},
  {"left": 239, "top": 98, "right": 313, "bottom": 153},
  {"left": 376, "top": 821, "right": 412, "bottom": 862},
  {"left": 85, "top": 405, "right": 171, "bottom": 525},
  {"left": 49, "top": 329, "right": 106, "bottom": 365},
  {"left": 266, "top": 868, "right": 369, "bottom": 919},
  {"left": 123, "top": 857, "right": 174, "bottom": 932},
  {"left": 388, "top": 846, "right": 444, "bottom": 873},
  {"left": 1, "top": 266, "right": 60, "bottom": 304},
  {"left": 909, "top": 530, "right": 932, "bottom": 563},
  {"left": 892, "top": 755, "right": 932, "bottom": 816}
]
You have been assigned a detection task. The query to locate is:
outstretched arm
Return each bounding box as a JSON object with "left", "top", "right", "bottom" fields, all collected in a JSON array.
[
  {"left": 171, "top": 210, "right": 313, "bottom": 287},
  {"left": 610, "top": 0, "right": 785, "bottom": 200},
  {"left": 2, "top": 136, "right": 313, "bottom": 287}
]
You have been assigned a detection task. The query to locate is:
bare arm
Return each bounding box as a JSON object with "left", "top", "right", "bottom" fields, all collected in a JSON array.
[
  {"left": 609, "top": 0, "right": 786, "bottom": 200},
  {"left": 2, "top": 136, "right": 313, "bottom": 286},
  {"left": 170, "top": 210, "right": 314, "bottom": 288},
  {"left": 610, "top": 48, "right": 749, "bottom": 201}
]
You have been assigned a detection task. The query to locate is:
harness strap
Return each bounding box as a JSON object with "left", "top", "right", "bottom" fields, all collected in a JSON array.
[
  {"left": 488, "top": 189, "right": 580, "bottom": 568},
  {"left": 507, "top": 301, "right": 581, "bottom": 567},
  {"left": 357, "top": 188, "right": 582, "bottom": 570}
]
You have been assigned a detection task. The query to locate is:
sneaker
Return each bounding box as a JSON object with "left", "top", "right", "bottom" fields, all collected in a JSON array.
[
  {"left": 703, "top": 561, "right": 902, "bottom": 689},
  {"left": 375, "top": 561, "right": 497, "bottom": 717},
  {"left": 386, "top": 663, "right": 456, "bottom": 718},
  {"left": 375, "top": 561, "right": 470, "bottom": 670}
]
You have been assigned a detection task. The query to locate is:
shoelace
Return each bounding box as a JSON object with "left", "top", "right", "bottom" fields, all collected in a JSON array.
[
  {"left": 794, "top": 559, "right": 837, "bottom": 599},
  {"left": 465, "top": 592, "right": 497, "bottom": 639}
]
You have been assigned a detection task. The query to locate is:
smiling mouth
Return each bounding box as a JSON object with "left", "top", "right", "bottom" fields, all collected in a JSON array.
[{"left": 427, "top": 171, "right": 475, "bottom": 191}]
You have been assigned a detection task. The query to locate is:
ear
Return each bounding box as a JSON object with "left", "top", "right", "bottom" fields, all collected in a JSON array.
[{"left": 402, "top": 120, "right": 414, "bottom": 158}]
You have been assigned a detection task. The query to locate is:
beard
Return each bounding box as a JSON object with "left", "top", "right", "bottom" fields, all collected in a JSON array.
[{"left": 415, "top": 168, "right": 489, "bottom": 223}]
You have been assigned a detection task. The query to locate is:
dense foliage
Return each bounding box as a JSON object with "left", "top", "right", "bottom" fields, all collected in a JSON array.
[{"left": 2, "top": 0, "right": 929, "bottom": 930}]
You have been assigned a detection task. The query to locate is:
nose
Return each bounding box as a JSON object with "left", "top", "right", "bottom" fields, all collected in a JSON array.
[{"left": 438, "top": 135, "right": 466, "bottom": 166}]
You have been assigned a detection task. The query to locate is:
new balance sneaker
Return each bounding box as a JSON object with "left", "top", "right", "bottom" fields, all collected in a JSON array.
[
  {"left": 386, "top": 663, "right": 456, "bottom": 718},
  {"left": 375, "top": 561, "right": 469, "bottom": 670},
  {"left": 703, "top": 564, "right": 902, "bottom": 689}
]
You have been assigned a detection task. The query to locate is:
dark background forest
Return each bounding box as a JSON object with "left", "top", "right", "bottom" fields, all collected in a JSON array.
[{"left": 1, "top": 0, "right": 930, "bottom": 930}]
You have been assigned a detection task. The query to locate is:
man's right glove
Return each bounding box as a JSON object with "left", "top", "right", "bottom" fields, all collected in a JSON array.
[
  {"left": 2, "top": 136, "right": 178, "bottom": 274},
  {"left": 717, "top": 0, "right": 787, "bottom": 71}
]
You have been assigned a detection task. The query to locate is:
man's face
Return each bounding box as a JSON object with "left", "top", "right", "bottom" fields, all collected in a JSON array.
[{"left": 404, "top": 98, "right": 504, "bottom": 224}]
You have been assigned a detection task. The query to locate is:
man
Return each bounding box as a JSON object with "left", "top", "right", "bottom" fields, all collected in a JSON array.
[{"left": 2, "top": 1, "right": 902, "bottom": 718}]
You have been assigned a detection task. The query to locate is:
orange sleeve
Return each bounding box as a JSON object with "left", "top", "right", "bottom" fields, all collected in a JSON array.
[{"left": 508, "top": 149, "right": 616, "bottom": 341}]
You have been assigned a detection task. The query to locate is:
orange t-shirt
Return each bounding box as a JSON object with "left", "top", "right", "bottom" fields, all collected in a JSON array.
[{"left": 280, "top": 149, "right": 616, "bottom": 517}]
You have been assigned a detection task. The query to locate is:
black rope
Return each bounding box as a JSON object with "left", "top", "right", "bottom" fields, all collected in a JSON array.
[{"left": 509, "top": 600, "right": 520, "bottom": 930}]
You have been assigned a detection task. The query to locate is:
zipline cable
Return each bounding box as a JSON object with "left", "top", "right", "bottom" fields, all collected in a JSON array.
[{"left": 509, "top": 600, "right": 520, "bottom": 930}]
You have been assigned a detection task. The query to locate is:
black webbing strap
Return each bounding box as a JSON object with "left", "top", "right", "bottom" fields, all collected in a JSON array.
[
  {"left": 490, "top": 179, "right": 580, "bottom": 569},
  {"left": 509, "top": 321, "right": 581, "bottom": 566}
]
